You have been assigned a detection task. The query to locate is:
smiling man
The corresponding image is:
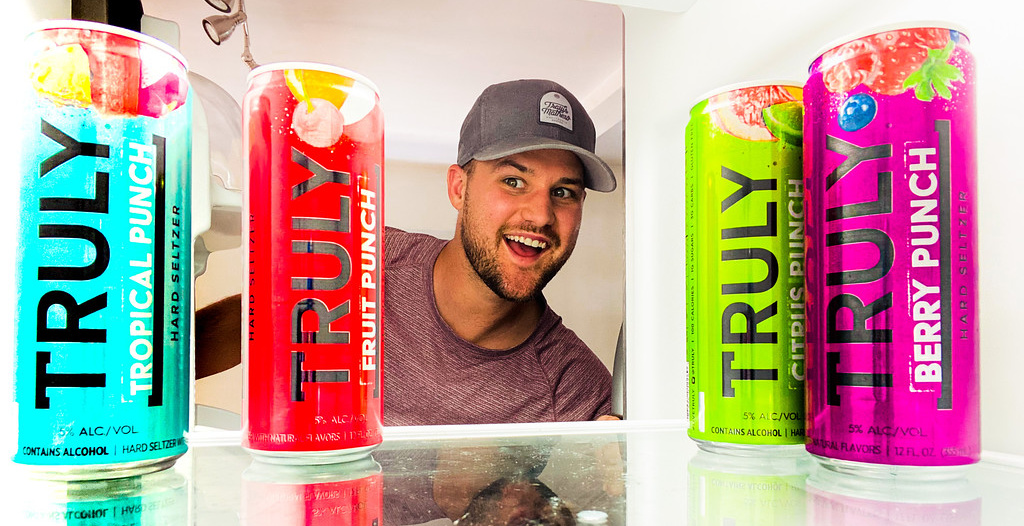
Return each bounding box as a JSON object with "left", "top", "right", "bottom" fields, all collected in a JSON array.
[{"left": 384, "top": 79, "right": 617, "bottom": 426}]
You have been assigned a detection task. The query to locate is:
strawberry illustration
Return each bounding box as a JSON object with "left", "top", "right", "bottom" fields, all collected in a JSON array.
[
  {"left": 820, "top": 28, "right": 955, "bottom": 97},
  {"left": 864, "top": 29, "right": 950, "bottom": 95},
  {"left": 821, "top": 39, "right": 881, "bottom": 93}
]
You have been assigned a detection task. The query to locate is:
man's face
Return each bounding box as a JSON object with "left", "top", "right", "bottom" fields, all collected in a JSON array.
[{"left": 454, "top": 149, "right": 586, "bottom": 302}]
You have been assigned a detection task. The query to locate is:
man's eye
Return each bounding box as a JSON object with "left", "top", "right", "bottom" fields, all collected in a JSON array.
[
  {"left": 503, "top": 177, "right": 525, "bottom": 189},
  {"left": 552, "top": 187, "right": 577, "bottom": 199}
]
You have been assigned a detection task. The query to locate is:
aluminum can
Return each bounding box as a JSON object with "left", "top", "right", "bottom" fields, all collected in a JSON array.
[
  {"left": 686, "top": 82, "right": 806, "bottom": 453},
  {"left": 804, "top": 23, "right": 979, "bottom": 474},
  {"left": 243, "top": 63, "right": 383, "bottom": 463},
  {"left": 15, "top": 468, "right": 188, "bottom": 525},
  {"left": 241, "top": 456, "right": 383, "bottom": 525},
  {"left": 15, "top": 21, "right": 192, "bottom": 479},
  {"left": 687, "top": 450, "right": 810, "bottom": 525}
]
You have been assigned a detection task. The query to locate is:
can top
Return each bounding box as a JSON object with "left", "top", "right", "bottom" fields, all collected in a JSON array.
[
  {"left": 247, "top": 61, "right": 381, "bottom": 97},
  {"left": 809, "top": 20, "right": 971, "bottom": 71},
  {"left": 688, "top": 79, "right": 804, "bottom": 115},
  {"left": 27, "top": 19, "right": 189, "bottom": 71}
]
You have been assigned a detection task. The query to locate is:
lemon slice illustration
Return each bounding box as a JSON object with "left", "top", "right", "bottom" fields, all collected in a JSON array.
[
  {"left": 31, "top": 44, "right": 92, "bottom": 106},
  {"left": 286, "top": 69, "right": 349, "bottom": 111},
  {"left": 285, "top": 69, "right": 376, "bottom": 125}
]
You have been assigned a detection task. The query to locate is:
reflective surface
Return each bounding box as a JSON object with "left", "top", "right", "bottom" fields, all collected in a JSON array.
[{"left": 8, "top": 421, "right": 1024, "bottom": 524}]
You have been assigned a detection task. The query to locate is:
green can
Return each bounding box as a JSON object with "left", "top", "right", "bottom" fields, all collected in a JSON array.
[{"left": 685, "top": 82, "right": 805, "bottom": 453}]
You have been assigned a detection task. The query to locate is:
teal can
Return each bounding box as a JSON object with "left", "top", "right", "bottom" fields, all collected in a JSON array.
[{"left": 14, "top": 21, "right": 192, "bottom": 479}]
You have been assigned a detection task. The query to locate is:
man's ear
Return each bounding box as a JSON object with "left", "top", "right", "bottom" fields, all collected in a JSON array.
[{"left": 447, "top": 163, "right": 467, "bottom": 211}]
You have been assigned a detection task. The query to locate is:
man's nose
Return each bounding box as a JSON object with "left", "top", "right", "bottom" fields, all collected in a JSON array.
[{"left": 518, "top": 189, "right": 556, "bottom": 226}]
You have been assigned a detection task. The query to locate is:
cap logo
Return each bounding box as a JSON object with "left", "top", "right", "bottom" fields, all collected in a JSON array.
[{"left": 539, "top": 91, "right": 573, "bottom": 131}]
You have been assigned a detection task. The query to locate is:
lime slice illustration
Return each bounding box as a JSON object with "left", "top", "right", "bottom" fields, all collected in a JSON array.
[{"left": 762, "top": 101, "right": 803, "bottom": 147}]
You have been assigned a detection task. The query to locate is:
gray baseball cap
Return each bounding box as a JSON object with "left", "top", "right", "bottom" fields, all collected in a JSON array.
[{"left": 457, "top": 79, "right": 617, "bottom": 192}]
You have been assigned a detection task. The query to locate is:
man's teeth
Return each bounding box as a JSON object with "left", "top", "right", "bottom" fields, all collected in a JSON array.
[{"left": 506, "top": 235, "right": 547, "bottom": 249}]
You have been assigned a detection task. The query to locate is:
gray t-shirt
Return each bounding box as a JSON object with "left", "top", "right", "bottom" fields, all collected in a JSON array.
[{"left": 382, "top": 227, "right": 612, "bottom": 426}]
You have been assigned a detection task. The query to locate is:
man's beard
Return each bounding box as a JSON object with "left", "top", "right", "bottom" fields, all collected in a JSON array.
[{"left": 460, "top": 194, "right": 572, "bottom": 303}]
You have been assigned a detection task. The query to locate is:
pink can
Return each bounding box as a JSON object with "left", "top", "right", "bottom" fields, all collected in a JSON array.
[{"left": 803, "top": 23, "right": 978, "bottom": 474}]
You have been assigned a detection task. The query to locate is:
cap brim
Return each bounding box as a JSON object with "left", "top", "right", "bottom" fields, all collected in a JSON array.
[{"left": 466, "top": 137, "right": 617, "bottom": 193}]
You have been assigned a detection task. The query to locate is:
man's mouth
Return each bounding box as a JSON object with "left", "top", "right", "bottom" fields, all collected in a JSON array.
[{"left": 504, "top": 234, "right": 549, "bottom": 258}]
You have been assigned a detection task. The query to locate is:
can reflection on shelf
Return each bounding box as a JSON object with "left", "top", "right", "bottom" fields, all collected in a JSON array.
[
  {"left": 241, "top": 455, "right": 383, "bottom": 525},
  {"left": 15, "top": 467, "right": 188, "bottom": 525},
  {"left": 806, "top": 462, "right": 981, "bottom": 525},
  {"left": 688, "top": 449, "right": 811, "bottom": 525}
]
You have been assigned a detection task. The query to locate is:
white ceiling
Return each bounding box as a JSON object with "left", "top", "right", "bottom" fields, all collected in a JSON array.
[{"left": 139, "top": 0, "right": 626, "bottom": 166}]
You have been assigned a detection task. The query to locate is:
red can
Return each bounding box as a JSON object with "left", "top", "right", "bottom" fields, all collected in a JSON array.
[{"left": 242, "top": 63, "right": 384, "bottom": 463}]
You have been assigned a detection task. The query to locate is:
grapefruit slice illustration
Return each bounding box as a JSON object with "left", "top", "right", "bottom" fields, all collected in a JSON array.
[{"left": 709, "top": 85, "right": 797, "bottom": 141}]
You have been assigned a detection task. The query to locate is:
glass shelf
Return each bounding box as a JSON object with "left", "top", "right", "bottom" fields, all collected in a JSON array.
[{"left": 7, "top": 421, "right": 1024, "bottom": 524}]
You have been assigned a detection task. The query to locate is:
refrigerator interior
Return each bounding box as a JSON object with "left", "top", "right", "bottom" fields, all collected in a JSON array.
[{"left": 1, "top": 0, "right": 1021, "bottom": 467}]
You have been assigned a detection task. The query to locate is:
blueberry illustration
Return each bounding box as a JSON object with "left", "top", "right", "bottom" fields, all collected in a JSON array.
[
  {"left": 950, "top": 29, "right": 961, "bottom": 43},
  {"left": 838, "top": 93, "right": 877, "bottom": 132}
]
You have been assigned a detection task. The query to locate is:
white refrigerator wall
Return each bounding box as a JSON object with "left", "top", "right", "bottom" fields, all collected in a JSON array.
[{"left": 622, "top": 0, "right": 1024, "bottom": 456}]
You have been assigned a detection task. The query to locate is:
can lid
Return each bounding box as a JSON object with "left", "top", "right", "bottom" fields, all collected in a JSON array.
[
  {"left": 688, "top": 79, "right": 805, "bottom": 115},
  {"left": 247, "top": 61, "right": 381, "bottom": 97},
  {"left": 26, "top": 19, "right": 189, "bottom": 71},
  {"left": 809, "top": 20, "right": 971, "bottom": 71}
]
